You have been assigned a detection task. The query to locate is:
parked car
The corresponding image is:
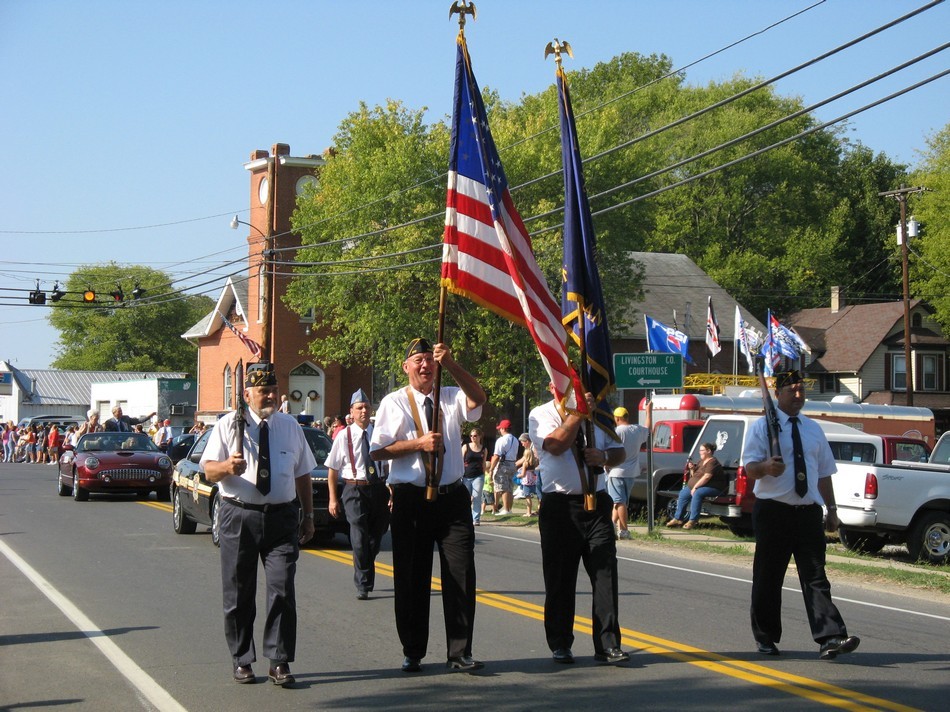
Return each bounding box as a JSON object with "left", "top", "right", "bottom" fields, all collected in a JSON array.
[
  {"left": 171, "top": 425, "right": 348, "bottom": 546},
  {"left": 57, "top": 432, "right": 173, "bottom": 502},
  {"left": 18, "top": 414, "right": 83, "bottom": 431},
  {"left": 167, "top": 432, "right": 197, "bottom": 464}
]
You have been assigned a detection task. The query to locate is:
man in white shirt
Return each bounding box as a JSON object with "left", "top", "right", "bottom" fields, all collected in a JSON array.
[
  {"left": 201, "top": 361, "right": 316, "bottom": 687},
  {"left": 529, "top": 383, "right": 628, "bottom": 666},
  {"left": 370, "top": 338, "right": 486, "bottom": 674},
  {"left": 327, "top": 388, "right": 390, "bottom": 600},
  {"left": 606, "top": 407, "right": 649, "bottom": 540},
  {"left": 488, "top": 419, "right": 518, "bottom": 515}
]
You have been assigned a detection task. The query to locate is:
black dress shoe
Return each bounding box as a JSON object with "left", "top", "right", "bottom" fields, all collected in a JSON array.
[
  {"left": 756, "top": 641, "right": 780, "bottom": 656},
  {"left": 446, "top": 655, "right": 484, "bottom": 672},
  {"left": 233, "top": 664, "right": 255, "bottom": 683},
  {"left": 357, "top": 590, "right": 369, "bottom": 600},
  {"left": 401, "top": 656, "right": 422, "bottom": 673},
  {"left": 594, "top": 647, "right": 630, "bottom": 664},
  {"left": 820, "top": 635, "right": 860, "bottom": 660},
  {"left": 552, "top": 648, "right": 575, "bottom": 664},
  {"left": 268, "top": 663, "right": 295, "bottom": 686}
]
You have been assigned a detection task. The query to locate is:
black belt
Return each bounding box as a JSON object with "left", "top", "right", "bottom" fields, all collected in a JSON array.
[
  {"left": 224, "top": 498, "right": 295, "bottom": 512},
  {"left": 759, "top": 499, "right": 819, "bottom": 510},
  {"left": 393, "top": 480, "right": 464, "bottom": 495}
]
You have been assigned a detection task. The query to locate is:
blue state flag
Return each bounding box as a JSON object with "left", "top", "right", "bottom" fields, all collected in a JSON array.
[
  {"left": 557, "top": 63, "right": 616, "bottom": 438},
  {"left": 645, "top": 315, "right": 694, "bottom": 363}
]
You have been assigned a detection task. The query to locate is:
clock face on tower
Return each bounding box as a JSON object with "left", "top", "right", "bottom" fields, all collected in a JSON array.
[
  {"left": 258, "top": 177, "right": 269, "bottom": 205},
  {"left": 296, "top": 175, "right": 317, "bottom": 196}
]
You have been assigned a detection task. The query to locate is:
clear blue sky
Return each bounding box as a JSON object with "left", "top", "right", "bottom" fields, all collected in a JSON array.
[{"left": 1, "top": 0, "right": 947, "bottom": 369}]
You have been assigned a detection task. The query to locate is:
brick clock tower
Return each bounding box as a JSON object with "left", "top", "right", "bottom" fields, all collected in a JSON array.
[{"left": 190, "top": 143, "right": 371, "bottom": 424}]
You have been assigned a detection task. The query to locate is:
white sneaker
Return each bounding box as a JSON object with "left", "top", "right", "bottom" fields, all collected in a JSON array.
[
  {"left": 496, "top": 509, "right": 511, "bottom": 516},
  {"left": 618, "top": 530, "right": 631, "bottom": 540}
]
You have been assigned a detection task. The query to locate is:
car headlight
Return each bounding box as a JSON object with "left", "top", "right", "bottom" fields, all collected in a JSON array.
[
  {"left": 85, "top": 456, "right": 100, "bottom": 470},
  {"left": 158, "top": 456, "right": 172, "bottom": 469}
]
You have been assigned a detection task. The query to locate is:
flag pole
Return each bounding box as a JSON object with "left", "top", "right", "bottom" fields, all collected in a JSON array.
[
  {"left": 426, "top": 286, "right": 448, "bottom": 501},
  {"left": 426, "top": 1, "right": 477, "bottom": 502},
  {"left": 548, "top": 37, "right": 596, "bottom": 512}
]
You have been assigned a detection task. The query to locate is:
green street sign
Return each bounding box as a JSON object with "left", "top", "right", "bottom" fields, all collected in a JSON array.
[{"left": 613, "top": 353, "right": 684, "bottom": 389}]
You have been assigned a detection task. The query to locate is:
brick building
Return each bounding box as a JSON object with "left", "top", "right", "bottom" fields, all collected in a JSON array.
[{"left": 183, "top": 144, "right": 371, "bottom": 424}]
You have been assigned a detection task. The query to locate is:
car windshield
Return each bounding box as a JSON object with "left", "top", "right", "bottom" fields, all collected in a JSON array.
[
  {"left": 303, "top": 428, "right": 332, "bottom": 467},
  {"left": 77, "top": 433, "right": 159, "bottom": 453}
]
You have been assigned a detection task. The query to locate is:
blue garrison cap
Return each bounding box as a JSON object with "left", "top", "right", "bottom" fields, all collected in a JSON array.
[{"left": 350, "top": 388, "right": 371, "bottom": 406}]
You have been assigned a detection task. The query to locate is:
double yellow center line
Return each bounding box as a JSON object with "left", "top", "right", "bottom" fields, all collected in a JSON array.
[{"left": 307, "top": 546, "right": 916, "bottom": 712}]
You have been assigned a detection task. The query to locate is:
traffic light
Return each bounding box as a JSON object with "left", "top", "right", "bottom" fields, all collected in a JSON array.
[
  {"left": 50, "top": 283, "right": 65, "bottom": 302},
  {"left": 109, "top": 286, "right": 124, "bottom": 303},
  {"left": 83, "top": 289, "right": 96, "bottom": 303},
  {"left": 28, "top": 290, "right": 46, "bottom": 305},
  {"left": 131, "top": 285, "right": 146, "bottom": 299}
]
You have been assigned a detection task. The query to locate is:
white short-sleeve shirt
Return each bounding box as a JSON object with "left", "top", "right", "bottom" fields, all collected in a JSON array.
[
  {"left": 370, "top": 385, "right": 481, "bottom": 487},
  {"left": 201, "top": 410, "right": 316, "bottom": 505},
  {"left": 529, "top": 400, "right": 615, "bottom": 495}
]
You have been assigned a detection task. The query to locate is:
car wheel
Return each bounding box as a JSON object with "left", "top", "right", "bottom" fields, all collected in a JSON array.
[
  {"left": 838, "top": 526, "right": 887, "bottom": 554},
  {"left": 907, "top": 512, "right": 950, "bottom": 565},
  {"left": 173, "top": 488, "right": 197, "bottom": 534},
  {"left": 210, "top": 494, "right": 221, "bottom": 547},
  {"left": 156, "top": 486, "right": 171, "bottom": 503},
  {"left": 57, "top": 472, "right": 70, "bottom": 497},
  {"left": 72, "top": 470, "right": 88, "bottom": 502}
]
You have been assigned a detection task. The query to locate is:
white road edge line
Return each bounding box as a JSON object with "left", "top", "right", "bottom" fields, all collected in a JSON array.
[
  {"left": 0, "top": 539, "right": 187, "bottom": 712},
  {"left": 477, "top": 529, "right": 950, "bottom": 622}
]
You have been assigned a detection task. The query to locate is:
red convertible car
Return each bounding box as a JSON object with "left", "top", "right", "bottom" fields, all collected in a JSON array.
[{"left": 57, "top": 432, "right": 173, "bottom": 502}]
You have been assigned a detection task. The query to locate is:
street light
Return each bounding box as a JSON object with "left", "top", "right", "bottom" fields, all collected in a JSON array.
[
  {"left": 230, "top": 215, "right": 265, "bottom": 238},
  {"left": 230, "top": 214, "right": 270, "bottom": 362}
]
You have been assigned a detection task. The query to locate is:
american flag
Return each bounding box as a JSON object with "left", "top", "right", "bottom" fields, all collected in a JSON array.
[
  {"left": 705, "top": 296, "right": 722, "bottom": 357},
  {"left": 219, "top": 311, "right": 262, "bottom": 358},
  {"left": 441, "top": 33, "right": 577, "bottom": 409}
]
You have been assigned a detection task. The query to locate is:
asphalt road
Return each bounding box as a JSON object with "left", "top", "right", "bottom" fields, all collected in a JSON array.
[{"left": 1, "top": 461, "right": 948, "bottom": 711}]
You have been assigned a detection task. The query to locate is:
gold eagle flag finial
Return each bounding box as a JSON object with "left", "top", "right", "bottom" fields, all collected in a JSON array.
[
  {"left": 544, "top": 37, "right": 573, "bottom": 70},
  {"left": 449, "top": 1, "right": 477, "bottom": 31}
]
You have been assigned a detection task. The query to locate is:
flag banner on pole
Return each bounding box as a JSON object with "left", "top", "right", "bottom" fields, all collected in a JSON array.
[
  {"left": 760, "top": 310, "right": 809, "bottom": 367},
  {"left": 219, "top": 311, "right": 262, "bottom": 358},
  {"left": 441, "top": 33, "right": 578, "bottom": 410},
  {"left": 735, "top": 305, "right": 754, "bottom": 373},
  {"left": 645, "top": 315, "right": 693, "bottom": 363},
  {"left": 705, "top": 296, "right": 722, "bottom": 357},
  {"left": 556, "top": 64, "right": 616, "bottom": 437}
]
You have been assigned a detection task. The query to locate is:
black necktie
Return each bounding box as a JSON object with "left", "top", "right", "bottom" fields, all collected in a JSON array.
[
  {"left": 789, "top": 416, "right": 808, "bottom": 497},
  {"left": 424, "top": 396, "right": 434, "bottom": 431},
  {"left": 257, "top": 420, "right": 271, "bottom": 496},
  {"left": 362, "top": 430, "right": 378, "bottom": 482}
]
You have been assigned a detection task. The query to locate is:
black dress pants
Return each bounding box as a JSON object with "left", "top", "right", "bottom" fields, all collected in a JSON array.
[
  {"left": 538, "top": 490, "right": 621, "bottom": 654},
  {"left": 219, "top": 500, "right": 300, "bottom": 667},
  {"left": 390, "top": 481, "right": 476, "bottom": 660},
  {"left": 342, "top": 480, "right": 391, "bottom": 593},
  {"left": 751, "top": 498, "right": 848, "bottom": 645}
]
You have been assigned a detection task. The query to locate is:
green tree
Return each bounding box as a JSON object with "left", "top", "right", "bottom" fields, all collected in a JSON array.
[
  {"left": 287, "top": 51, "right": 911, "bottom": 405},
  {"left": 910, "top": 123, "right": 950, "bottom": 334},
  {"left": 48, "top": 263, "right": 213, "bottom": 373}
]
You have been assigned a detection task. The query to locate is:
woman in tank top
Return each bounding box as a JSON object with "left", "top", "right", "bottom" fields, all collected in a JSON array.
[{"left": 461, "top": 428, "right": 488, "bottom": 525}]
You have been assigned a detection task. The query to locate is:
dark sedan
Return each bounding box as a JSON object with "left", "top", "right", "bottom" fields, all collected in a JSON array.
[
  {"left": 171, "top": 425, "right": 347, "bottom": 546},
  {"left": 57, "top": 432, "right": 174, "bottom": 502}
]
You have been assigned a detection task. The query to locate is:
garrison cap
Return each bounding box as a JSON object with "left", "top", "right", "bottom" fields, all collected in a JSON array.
[
  {"left": 405, "top": 337, "right": 433, "bottom": 359},
  {"left": 245, "top": 361, "right": 277, "bottom": 388},
  {"left": 774, "top": 370, "right": 804, "bottom": 389},
  {"left": 350, "top": 388, "right": 371, "bottom": 406}
]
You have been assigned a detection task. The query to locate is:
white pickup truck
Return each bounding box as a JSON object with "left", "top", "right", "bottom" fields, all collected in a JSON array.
[{"left": 833, "top": 433, "right": 950, "bottom": 564}]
